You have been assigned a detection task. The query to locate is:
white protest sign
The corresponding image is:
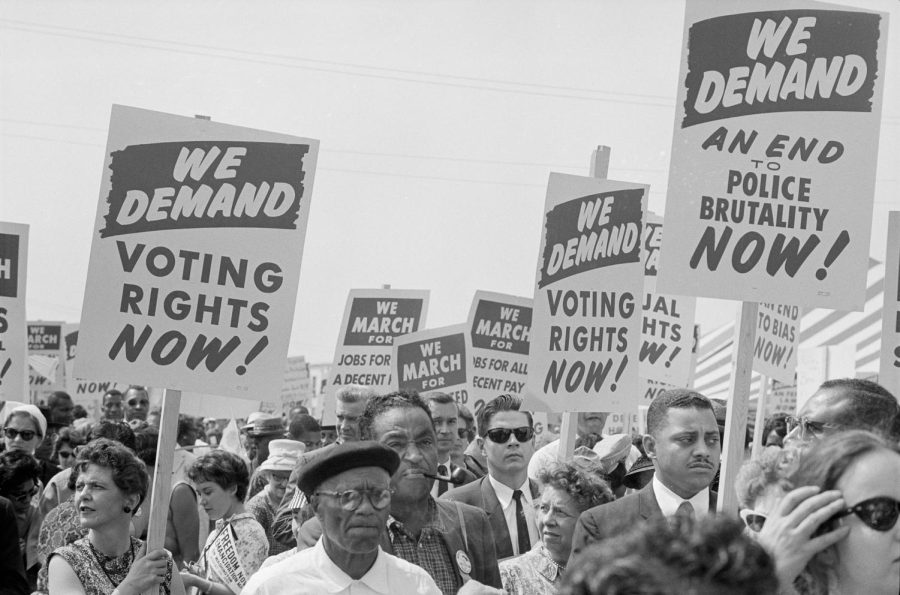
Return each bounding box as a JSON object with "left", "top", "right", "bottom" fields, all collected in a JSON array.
[
  {"left": 392, "top": 324, "right": 469, "bottom": 404},
  {"left": 63, "top": 324, "right": 128, "bottom": 420},
  {"left": 328, "top": 288, "right": 429, "bottom": 394},
  {"left": 0, "top": 223, "right": 28, "bottom": 402},
  {"left": 76, "top": 105, "right": 318, "bottom": 399},
  {"left": 524, "top": 173, "right": 646, "bottom": 413},
  {"left": 467, "top": 291, "right": 532, "bottom": 415},
  {"left": 28, "top": 321, "right": 66, "bottom": 404},
  {"left": 753, "top": 303, "right": 801, "bottom": 384},
  {"left": 879, "top": 212, "right": 900, "bottom": 397},
  {"left": 205, "top": 524, "right": 249, "bottom": 594},
  {"left": 657, "top": 0, "right": 888, "bottom": 311},
  {"left": 281, "top": 355, "right": 312, "bottom": 415},
  {"left": 640, "top": 213, "right": 697, "bottom": 386}
]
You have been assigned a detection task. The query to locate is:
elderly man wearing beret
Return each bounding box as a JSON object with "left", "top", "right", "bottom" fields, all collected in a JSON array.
[{"left": 241, "top": 441, "right": 440, "bottom": 595}]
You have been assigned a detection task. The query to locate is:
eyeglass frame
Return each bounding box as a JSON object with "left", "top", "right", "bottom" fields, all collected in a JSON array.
[
  {"left": 830, "top": 496, "right": 900, "bottom": 532},
  {"left": 784, "top": 415, "right": 840, "bottom": 438},
  {"left": 485, "top": 426, "right": 535, "bottom": 444},
  {"left": 3, "top": 427, "right": 39, "bottom": 441},
  {"left": 5, "top": 484, "right": 38, "bottom": 504},
  {"left": 739, "top": 508, "right": 767, "bottom": 532},
  {"left": 314, "top": 487, "right": 394, "bottom": 511}
]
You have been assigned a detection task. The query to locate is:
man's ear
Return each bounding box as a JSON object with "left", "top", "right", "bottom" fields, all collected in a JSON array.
[{"left": 643, "top": 434, "right": 657, "bottom": 460}]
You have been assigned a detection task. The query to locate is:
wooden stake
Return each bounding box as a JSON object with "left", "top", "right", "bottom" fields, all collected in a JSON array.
[
  {"left": 143, "top": 388, "right": 181, "bottom": 595},
  {"left": 717, "top": 303, "right": 757, "bottom": 515}
]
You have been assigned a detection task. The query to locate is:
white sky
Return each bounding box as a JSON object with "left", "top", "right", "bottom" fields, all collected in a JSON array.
[{"left": 2, "top": 0, "right": 898, "bottom": 365}]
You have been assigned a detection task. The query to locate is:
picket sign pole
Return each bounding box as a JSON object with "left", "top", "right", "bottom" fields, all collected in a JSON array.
[
  {"left": 717, "top": 302, "right": 757, "bottom": 516},
  {"left": 143, "top": 388, "right": 181, "bottom": 595},
  {"left": 751, "top": 375, "right": 769, "bottom": 460},
  {"left": 557, "top": 145, "right": 611, "bottom": 463}
]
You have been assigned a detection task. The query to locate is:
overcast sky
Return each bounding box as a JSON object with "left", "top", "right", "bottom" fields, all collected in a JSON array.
[{"left": 2, "top": 0, "right": 898, "bottom": 365}]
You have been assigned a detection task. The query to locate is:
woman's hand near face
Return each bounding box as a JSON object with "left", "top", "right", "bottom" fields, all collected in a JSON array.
[{"left": 757, "top": 486, "right": 850, "bottom": 589}]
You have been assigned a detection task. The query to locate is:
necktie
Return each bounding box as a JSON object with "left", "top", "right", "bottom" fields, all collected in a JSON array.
[
  {"left": 512, "top": 489, "right": 530, "bottom": 555},
  {"left": 437, "top": 464, "right": 449, "bottom": 495},
  {"left": 676, "top": 500, "right": 695, "bottom": 519}
]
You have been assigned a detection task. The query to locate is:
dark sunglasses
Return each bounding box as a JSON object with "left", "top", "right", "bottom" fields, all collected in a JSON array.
[
  {"left": 831, "top": 497, "right": 900, "bottom": 532},
  {"left": 3, "top": 427, "right": 38, "bottom": 441},
  {"left": 486, "top": 426, "right": 534, "bottom": 444},
  {"left": 739, "top": 509, "right": 767, "bottom": 532},
  {"left": 784, "top": 415, "right": 838, "bottom": 437},
  {"left": 6, "top": 485, "right": 38, "bottom": 504}
]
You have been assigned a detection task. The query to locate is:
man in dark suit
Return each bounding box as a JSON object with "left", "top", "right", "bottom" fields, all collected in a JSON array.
[
  {"left": 570, "top": 389, "right": 721, "bottom": 562},
  {"left": 424, "top": 392, "right": 477, "bottom": 496},
  {"left": 442, "top": 394, "right": 540, "bottom": 560}
]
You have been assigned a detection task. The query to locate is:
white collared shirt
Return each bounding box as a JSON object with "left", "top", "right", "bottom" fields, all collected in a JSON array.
[
  {"left": 488, "top": 475, "right": 539, "bottom": 555},
  {"left": 652, "top": 474, "right": 710, "bottom": 518},
  {"left": 241, "top": 538, "right": 440, "bottom": 595},
  {"left": 429, "top": 457, "right": 453, "bottom": 498}
]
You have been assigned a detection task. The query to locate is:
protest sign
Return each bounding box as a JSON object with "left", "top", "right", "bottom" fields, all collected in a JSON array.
[
  {"left": 76, "top": 105, "right": 318, "bottom": 399},
  {"left": 392, "top": 324, "right": 469, "bottom": 405},
  {"left": 28, "top": 321, "right": 66, "bottom": 404},
  {"left": 753, "top": 302, "right": 801, "bottom": 384},
  {"left": 467, "top": 291, "right": 532, "bottom": 415},
  {"left": 879, "top": 212, "right": 900, "bottom": 397},
  {"left": 640, "top": 213, "right": 697, "bottom": 386},
  {"left": 281, "top": 355, "right": 313, "bottom": 415},
  {"left": 205, "top": 524, "right": 249, "bottom": 594},
  {"left": 63, "top": 324, "right": 128, "bottom": 420},
  {"left": 0, "top": 222, "right": 28, "bottom": 402},
  {"left": 657, "top": 0, "right": 889, "bottom": 311},
  {"left": 524, "top": 172, "right": 646, "bottom": 413},
  {"left": 328, "top": 289, "right": 429, "bottom": 394}
]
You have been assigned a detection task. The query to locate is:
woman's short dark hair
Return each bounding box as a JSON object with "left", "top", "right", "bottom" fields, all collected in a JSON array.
[
  {"left": 72, "top": 438, "right": 149, "bottom": 512},
  {"left": 85, "top": 419, "right": 137, "bottom": 452},
  {"left": 188, "top": 450, "right": 250, "bottom": 501},
  {"left": 0, "top": 450, "right": 40, "bottom": 492},
  {"left": 538, "top": 461, "right": 614, "bottom": 513},
  {"left": 53, "top": 427, "right": 86, "bottom": 460}
]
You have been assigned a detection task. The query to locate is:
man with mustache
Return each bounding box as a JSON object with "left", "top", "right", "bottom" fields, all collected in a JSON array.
[
  {"left": 242, "top": 441, "right": 440, "bottom": 594},
  {"left": 570, "top": 389, "right": 721, "bottom": 561}
]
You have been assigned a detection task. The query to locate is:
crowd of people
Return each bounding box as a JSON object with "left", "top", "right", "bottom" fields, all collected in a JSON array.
[{"left": 1, "top": 378, "right": 898, "bottom": 594}]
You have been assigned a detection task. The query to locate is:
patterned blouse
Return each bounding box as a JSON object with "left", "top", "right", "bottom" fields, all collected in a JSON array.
[
  {"left": 36, "top": 497, "right": 87, "bottom": 594},
  {"left": 199, "top": 511, "right": 268, "bottom": 592},
  {"left": 245, "top": 487, "right": 292, "bottom": 555},
  {"left": 50, "top": 536, "right": 174, "bottom": 595},
  {"left": 499, "top": 542, "right": 564, "bottom": 595}
]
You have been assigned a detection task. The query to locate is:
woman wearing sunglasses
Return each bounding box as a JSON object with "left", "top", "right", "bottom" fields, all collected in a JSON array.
[
  {"left": 54, "top": 428, "right": 86, "bottom": 471},
  {"left": 4, "top": 404, "right": 46, "bottom": 456},
  {"left": 769, "top": 430, "right": 900, "bottom": 595},
  {"left": 0, "top": 449, "right": 42, "bottom": 589}
]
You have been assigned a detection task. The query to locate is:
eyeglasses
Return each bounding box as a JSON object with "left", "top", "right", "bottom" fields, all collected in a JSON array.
[
  {"left": 486, "top": 426, "right": 534, "bottom": 444},
  {"left": 784, "top": 416, "right": 839, "bottom": 437},
  {"left": 831, "top": 497, "right": 900, "bottom": 532},
  {"left": 58, "top": 451, "right": 75, "bottom": 459},
  {"left": 739, "top": 509, "right": 767, "bottom": 532},
  {"left": 315, "top": 488, "right": 393, "bottom": 511},
  {"left": 6, "top": 485, "right": 38, "bottom": 504},
  {"left": 3, "top": 427, "right": 38, "bottom": 441}
]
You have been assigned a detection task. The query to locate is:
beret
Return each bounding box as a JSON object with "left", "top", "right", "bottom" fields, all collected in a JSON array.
[{"left": 297, "top": 440, "right": 400, "bottom": 497}]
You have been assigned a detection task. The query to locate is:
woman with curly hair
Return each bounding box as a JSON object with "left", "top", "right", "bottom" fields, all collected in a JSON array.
[
  {"left": 500, "top": 461, "right": 614, "bottom": 595},
  {"left": 47, "top": 438, "right": 184, "bottom": 595},
  {"left": 180, "top": 449, "right": 267, "bottom": 595}
]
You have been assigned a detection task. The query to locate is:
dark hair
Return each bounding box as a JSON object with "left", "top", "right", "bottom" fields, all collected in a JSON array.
[
  {"left": 761, "top": 412, "right": 789, "bottom": 446},
  {"left": 86, "top": 419, "right": 137, "bottom": 451},
  {"left": 288, "top": 414, "right": 321, "bottom": 439},
  {"left": 816, "top": 378, "right": 900, "bottom": 440},
  {"left": 786, "top": 430, "right": 900, "bottom": 592},
  {"left": 102, "top": 389, "right": 124, "bottom": 403},
  {"left": 424, "top": 391, "right": 456, "bottom": 406},
  {"left": 538, "top": 462, "right": 614, "bottom": 513},
  {"left": 73, "top": 438, "right": 150, "bottom": 511},
  {"left": 647, "top": 389, "right": 715, "bottom": 437},
  {"left": 134, "top": 427, "right": 159, "bottom": 466},
  {"left": 458, "top": 404, "right": 476, "bottom": 440},
  {"left": 73, "top": 405, "right": 88, "bottom": 419},
  {"left": 53, "top": 427, "right": 86, "bottom": 460},
  {"left": 188, "top": 450, "right": 250, "bottom": 501},
  {"left": 177, "top": 415, "right": 199, "bottom": 443},
  {"left": 476, "top": 394, "right": 532, "bottom": 437},
  {"left": 0, "top": 450, "right": 40, "bottom": 492},
  {"left": 48, "top": 391, "right": 73, "bottom": 409},
  {"left": 359, "top": 390, "right": 433, "bottom": 441},
  {"left": 560, "top": 515, "right": 777, "bottom": 595}
]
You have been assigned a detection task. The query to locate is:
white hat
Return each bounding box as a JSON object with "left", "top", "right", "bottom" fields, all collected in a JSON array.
[
  {"left": 591, "top": 433, "right": 634, "bottom": 474},
  {"left": 258, "top": 439, "right": 305, "bottom": 473},
  {"left": 8, "top": 404, "right": 48, "bottom": 438}
]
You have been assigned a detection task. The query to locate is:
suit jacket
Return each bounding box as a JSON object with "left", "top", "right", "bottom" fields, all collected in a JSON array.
[
  {"left": 569, "top": 482, "right": 718, "bottom": 564},
  {"left": 297, "top": 497, "right": 502, "bottom": 589},
  {"left": 441, "top": 476, "right": 540, "bottom": 560}
]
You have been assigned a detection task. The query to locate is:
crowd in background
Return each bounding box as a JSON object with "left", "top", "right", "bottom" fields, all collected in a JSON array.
[{"left": 0, "top": 378, "right": 898, "bottom": 595}]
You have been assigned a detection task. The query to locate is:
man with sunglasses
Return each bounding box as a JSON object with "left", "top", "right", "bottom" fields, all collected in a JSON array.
[
  {"left": 243, "top": 440, "right": 440, "bottom": 594},
  {"left": 571, "top": 389, "right": 721, "bottom": 561},
  {"left": 442, "top": 394, "right": 540, "bottom": 560},
  {"left": 424, "top": 392, "right": 476, "bottom": 497},
  {"left": 784, "top": 378, "right": 900, "bottom": 448}
]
